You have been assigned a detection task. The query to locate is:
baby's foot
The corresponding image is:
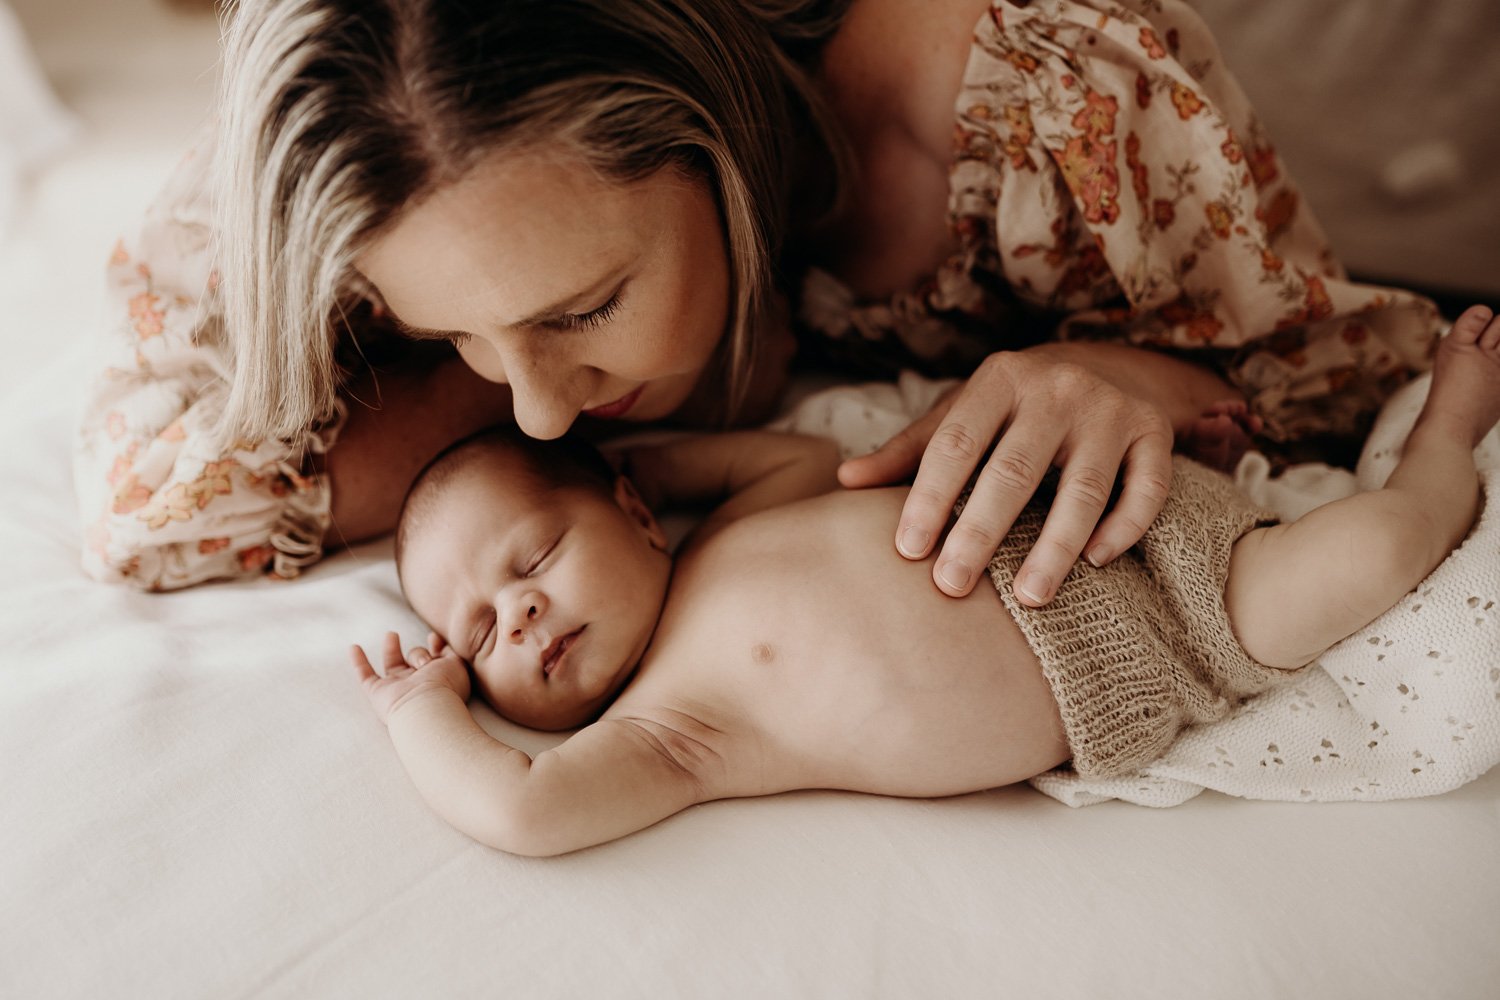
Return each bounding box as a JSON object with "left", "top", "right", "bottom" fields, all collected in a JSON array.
[
  {"left": 1178, "top": 399, "right": 1264, "bottom": 471},
  {"left": 1420, "top": 305, "right": 1500, "bottom": 447}
]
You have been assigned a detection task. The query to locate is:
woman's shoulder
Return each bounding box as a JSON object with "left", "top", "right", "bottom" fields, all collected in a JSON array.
[{"left": 818, "top": 0, "right": 991, "bottom": 160}]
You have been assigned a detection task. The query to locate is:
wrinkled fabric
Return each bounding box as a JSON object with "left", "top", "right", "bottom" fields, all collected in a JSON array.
[{"left": 800, "top": 0, "right": 1441, "bottom": 443}]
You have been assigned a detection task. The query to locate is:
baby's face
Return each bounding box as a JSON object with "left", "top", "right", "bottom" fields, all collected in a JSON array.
[{"left": 402, "top": 459, "right": 671, "bottom": 730}]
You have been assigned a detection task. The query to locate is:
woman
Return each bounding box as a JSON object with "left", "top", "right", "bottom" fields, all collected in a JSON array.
[{"left": 75, "top": 0, "right": 1439, "bottom": 599}]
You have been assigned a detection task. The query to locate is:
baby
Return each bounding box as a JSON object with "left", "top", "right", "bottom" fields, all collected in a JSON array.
[{"left": 354, "top": 306, "right": 1500, "bottom": 856}]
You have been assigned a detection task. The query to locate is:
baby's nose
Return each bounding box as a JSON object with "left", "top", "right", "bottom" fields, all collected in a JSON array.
[{"left": 509, "top": 603, "right": 539, "bottom": 644}]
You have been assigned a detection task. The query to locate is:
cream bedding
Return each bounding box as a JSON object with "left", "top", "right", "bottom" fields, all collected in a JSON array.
[{"left": 3, "top": 2, "right": 1498, "bottom": 997}]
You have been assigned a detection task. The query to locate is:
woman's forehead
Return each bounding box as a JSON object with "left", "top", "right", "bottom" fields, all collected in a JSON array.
[{"left": 356, "top": 152, "right": 700, "bottom": 327}]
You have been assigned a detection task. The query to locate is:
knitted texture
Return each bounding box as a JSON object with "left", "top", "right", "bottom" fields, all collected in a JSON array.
[{"left": 973, "top": 457, "right": 1289, "bottom": 779}]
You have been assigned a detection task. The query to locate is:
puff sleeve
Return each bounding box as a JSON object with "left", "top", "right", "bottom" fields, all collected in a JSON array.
[{"left": 73, "top": 136, "right": 344, "bottom": 591}]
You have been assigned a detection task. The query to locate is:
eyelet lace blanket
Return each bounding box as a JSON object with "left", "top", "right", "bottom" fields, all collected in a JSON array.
[{"left": 770, "top": 369, "right": 1500, "bottom": 806}]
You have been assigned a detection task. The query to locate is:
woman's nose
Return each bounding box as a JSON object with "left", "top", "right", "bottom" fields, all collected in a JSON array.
[
  {"left": 507, "top": 361, "right": 589, "bottom": 441},
  {"left": 505, "top": 590, "right": 549, "bottom": 644}
]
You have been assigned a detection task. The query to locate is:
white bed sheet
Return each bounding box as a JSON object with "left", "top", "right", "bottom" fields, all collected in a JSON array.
[{"left": 2, "top": 2, "right": 1497, "bottom": 998}]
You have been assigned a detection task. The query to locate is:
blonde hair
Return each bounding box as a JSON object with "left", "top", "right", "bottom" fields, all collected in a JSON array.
[{"left": 213, "top": 0, "right": 850, "bottom": 446}]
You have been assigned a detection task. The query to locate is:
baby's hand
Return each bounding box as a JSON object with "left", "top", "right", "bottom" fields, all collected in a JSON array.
[{"left": 351, "top": 630, "right": 472, "bottom": 725}]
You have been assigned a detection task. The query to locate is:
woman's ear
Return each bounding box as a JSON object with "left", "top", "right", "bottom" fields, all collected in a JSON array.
[{"left": 612, "top": 475, "right": 669, "bottom": 552}]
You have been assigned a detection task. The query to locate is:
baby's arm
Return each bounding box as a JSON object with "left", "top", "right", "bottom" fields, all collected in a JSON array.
[
  {"left": 353, "top": 634, "right": 704, "bottom": 856},
  {"left": 622, "top": 430, "right": 840, "bottom": 538}
]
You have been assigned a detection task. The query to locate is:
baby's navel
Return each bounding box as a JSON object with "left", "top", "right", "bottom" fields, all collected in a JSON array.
[{"left": 750, "top": 642, "right": 775, "bottom": 665}]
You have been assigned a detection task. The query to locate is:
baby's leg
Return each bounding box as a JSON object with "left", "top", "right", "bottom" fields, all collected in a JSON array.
[{"left": 1226, "top": 306, "right": 1500, "bottom": 669}]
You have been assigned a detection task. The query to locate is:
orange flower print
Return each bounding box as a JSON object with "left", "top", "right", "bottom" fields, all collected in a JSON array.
[
  {"left": 1257, "top": 188, "right": 1298, "bottom": 239},
  {"left": 1152, "top": 199, "right": 1176, "bottom": 230},
  {"left": 187, "top": 461, "right": 236, "bottom": 510},
  {"left": 1139, "top": 27, "right": 1167, "bottom": 60},
  {"left": 112, "top": 475, "right": 152, "bottom": 515},
  {"left": 1002, "top": 104, "right": 1037, "bottom": 171},
  {"left": 1005, "top": 49, "right": 1040, "bottom": 74},
  {"left": 1058, "top": 91, "right": 1121, "bottom": 226},
  {"left": 128, "top": 291, "right": 165, "bottom": 340},
  {"left": 198, "top": 537, "right": 232, "bottom": 555},
  {"left": 1205, "top": 201, "right": 1234, "bottom": 239},
  {"left": 1159, "top": 296, "right": 1224, "bottom": 343},
  {"left": 159, "top": 419, "right": 187, "bottom": 443},
  {"left": 1220, "top": 136, "right": 1244, "bottom": 165},
  {"left": 1276, "top": 275, "right": 1335, "bottom": 331},
  {"left": 139, "top": 482, "right": 196, "bottom": 529},
  {"left": 237, "top": 544, "right": 276, "bottom": 574},
  {"left": 109, "top": 240, "right": 129, "bottom": 267},
  {"left": 1072, "top": 90, "right": 1118, "bottom": 137},
  {"left": 1247, "top": 144, "right": 1280, "bottom": 187},
  {"left": 1325, "top": 366, "right": 1357, "bottom": 392},
  {"left": 1169, "top": 83, "right": 1204, "bottom": 120},
  {"left": 1259, "top": 248, "right": 1285, "bottom": 274},
  {"left": 1053, "top": 243, "right": 1112, "bottom": 301},
  {"left": 106, "top": 411, "right": 127, "bottom": 440},
  {"left": 1341, "top": 323, "right": 1369, "bottom": 346},
  {"left": 1134, "top": 72, "right": 1152, "bottom": 110}
]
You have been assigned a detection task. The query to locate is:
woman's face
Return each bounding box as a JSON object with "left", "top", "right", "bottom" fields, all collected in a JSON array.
[{"left": 357, "top": 150, "right": 732, "bottom": 439}]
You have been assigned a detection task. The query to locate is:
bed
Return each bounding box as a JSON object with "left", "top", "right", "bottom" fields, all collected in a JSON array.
[{"left": 3, "top": 2, "right": 1497, "bottom": 997}]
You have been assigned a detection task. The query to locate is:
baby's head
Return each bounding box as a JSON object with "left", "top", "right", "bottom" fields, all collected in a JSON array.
[{"left": 396, "top": 426, "right": 671, "bottom": 731}]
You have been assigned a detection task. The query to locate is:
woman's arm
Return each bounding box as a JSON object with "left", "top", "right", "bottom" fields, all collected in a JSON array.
[
  {"left": 839, "top": 341, "right": 1238, "bottom": 605},
  {"left": 323, "top": 356, "right": 514, "bottom": 545},
  {"left": 622, "top": 430, "right": 841, "bottom": 540}
]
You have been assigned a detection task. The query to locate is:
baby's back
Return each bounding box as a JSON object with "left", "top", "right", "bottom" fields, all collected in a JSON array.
[{"left": 605, "top": 488, "right": 1070, "bottom": 800}]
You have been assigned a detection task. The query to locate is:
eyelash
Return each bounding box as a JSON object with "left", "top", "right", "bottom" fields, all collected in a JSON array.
[
  {"left": 549, "top": 291, "right": 623, "bottom": 332},
  {"left": 431, "top": 292, "right": 622, "bottom": 347}
]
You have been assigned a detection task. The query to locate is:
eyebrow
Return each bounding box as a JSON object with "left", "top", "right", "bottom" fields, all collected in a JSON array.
[{"left": 385, "top": 266, "right": 629, "bottom": 340}]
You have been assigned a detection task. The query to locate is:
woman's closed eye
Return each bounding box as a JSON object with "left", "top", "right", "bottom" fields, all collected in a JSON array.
[{"left": 542, "top": 289, "right": 623, "bottom": 332}]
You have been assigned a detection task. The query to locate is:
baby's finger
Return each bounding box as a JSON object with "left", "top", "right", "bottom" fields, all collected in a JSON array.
[
  {"left": 408, "top": 646, "right": 432, "bottom": 667},
  {"left": 1009, "top": 448, "right": 1123, "bottom": 606},
  {"left": 931, "top": 419, "right": 1057, "bottom": 597},
  {"left": 1083, "top": 433, "right": 1174, "bottom": 567},
  {"left": 381, "top": 631, "right": 406, "bottom": 672},
  {"left": 350, "top": 644, "right": 378, "bottom": 682},
  {"left": 427, "top": 631, "right": 447, "bottom": 655}
]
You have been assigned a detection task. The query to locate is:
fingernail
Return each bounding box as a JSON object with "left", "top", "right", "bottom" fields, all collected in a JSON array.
[
  {"left": 1086, "top": 545, "right": 1110, "bottom": 568},
  {"left": 1017, "top": 571, "right": 1050, "bottom": 604},
  {"left": 898, "top": 525, "right": 931, "bottom": 558},
  {"left": 938, "top": 559, "right": 972, "bottom": 591}
]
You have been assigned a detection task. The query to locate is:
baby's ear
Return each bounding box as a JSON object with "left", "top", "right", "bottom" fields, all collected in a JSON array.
[{"left": 612, "top": 475, "right": 669, "bottom": 552}]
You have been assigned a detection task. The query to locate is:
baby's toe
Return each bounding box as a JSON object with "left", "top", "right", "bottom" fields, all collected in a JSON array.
[{"left": 1451, "top": 305, "right": 1495, "bottom": 345}]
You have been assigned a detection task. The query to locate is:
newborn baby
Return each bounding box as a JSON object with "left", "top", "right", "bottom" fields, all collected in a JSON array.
[{"left": 354, "top": 305, "right": 1500, "bottom": 856}]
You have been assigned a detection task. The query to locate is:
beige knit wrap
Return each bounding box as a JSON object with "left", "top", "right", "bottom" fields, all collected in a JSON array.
[{"left": 975, "top": 457, "right": 1296, "bottom": 779}]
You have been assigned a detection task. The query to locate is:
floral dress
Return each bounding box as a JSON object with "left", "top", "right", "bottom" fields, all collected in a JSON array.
[
  {"left": 800, "top": 0, "right": 1440, "bottom": 442},
  {"left": 74, "top": 0, "right": 1441, "bottom": 592}
]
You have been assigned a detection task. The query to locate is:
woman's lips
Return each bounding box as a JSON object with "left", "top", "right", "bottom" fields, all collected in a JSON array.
[
  {"left": 541, "top": 627, "right": 584, "bottom": 677},
  {"left": 582, "top": 386, "right": 643, "bottom": 420}
]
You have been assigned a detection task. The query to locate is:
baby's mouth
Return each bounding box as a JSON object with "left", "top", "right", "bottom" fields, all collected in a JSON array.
[{"left": 541, "top": 626, "right": 584, "bottom": 678}]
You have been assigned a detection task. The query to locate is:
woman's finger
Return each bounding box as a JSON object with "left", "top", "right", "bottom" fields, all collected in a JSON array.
[
  {"left": 929, "top": 414, "right": 1060, "bottom": 596},
  {"left": 1006, "top": 446, "right": 1126, "bottom": 606},
  {"left": 836, "top": 388, "right": 958, "bottom": 490},
  {"left": 1082, "top": 427, "right": 1174, "bottom": 567}
]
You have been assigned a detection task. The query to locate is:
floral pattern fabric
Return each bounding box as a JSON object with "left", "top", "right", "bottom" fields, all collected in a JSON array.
[
  {"left": 73, "top": 136, "right": 343, "bottom": 592},
  {"left": 75, "top": 0, "right": 1444, "bottom": 592},
  {"left": 800, "top": 0, "right": 1442, "bottom": 444}
]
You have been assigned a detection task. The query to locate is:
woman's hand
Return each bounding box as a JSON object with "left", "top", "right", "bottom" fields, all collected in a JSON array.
[
  {"left": 838, "top": 349, "right": 1175, "bottom": 606},
  {"left": 352, "top": 630, "right": 472, "bottom": 726}
]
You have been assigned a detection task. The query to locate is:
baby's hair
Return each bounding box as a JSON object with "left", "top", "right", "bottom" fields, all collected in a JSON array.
[{"left": 394, "top": 424, "right": 617, "bottom": 578}]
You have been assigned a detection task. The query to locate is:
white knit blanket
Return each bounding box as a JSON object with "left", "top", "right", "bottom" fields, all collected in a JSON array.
[{"left": 771, "top": 370, "right": 1500, "bottom": 806}]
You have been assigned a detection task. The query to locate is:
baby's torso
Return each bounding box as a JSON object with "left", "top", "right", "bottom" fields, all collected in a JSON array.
[{"left": 604, "top": 489, "right": 1069, "bottom": 800}]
